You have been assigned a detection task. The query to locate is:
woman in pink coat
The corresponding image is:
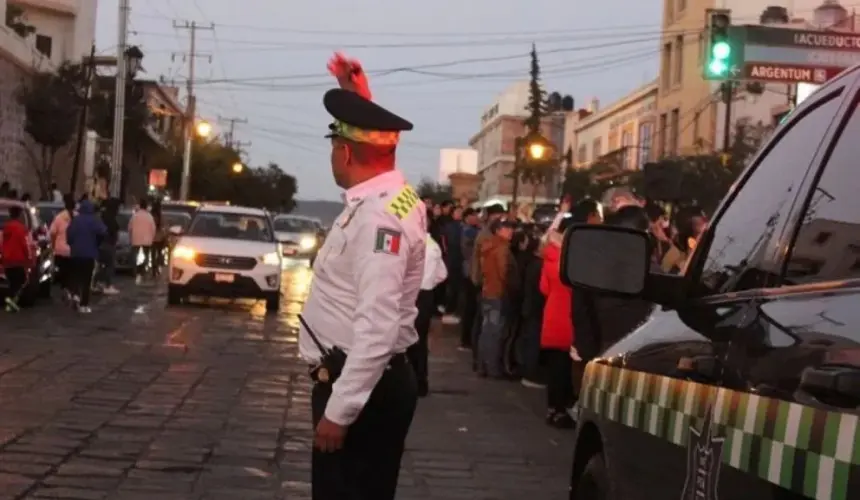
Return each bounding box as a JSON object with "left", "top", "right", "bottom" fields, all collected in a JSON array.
[{"left": 49, "top": 195, "right": 76, "bottom": 296}]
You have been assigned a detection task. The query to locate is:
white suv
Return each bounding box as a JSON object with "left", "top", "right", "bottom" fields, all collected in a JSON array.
[{"left": 167, "top": 205, "right": 283, "bottom": 312}]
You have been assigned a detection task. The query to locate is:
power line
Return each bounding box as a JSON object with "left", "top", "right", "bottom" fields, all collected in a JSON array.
[
  {"left": 189, "top": 32, "right": 701, "bottom": 86},
  {"left": 218, "top": 115, "right": 248, "bottom": 147},
  {"left": 130, "top": 26, "right": 702, "bottom": 52}
]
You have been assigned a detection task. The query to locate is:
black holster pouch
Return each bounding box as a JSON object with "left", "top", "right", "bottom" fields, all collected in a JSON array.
[{"left": 300, "top": 314, "right": 348, "bottom": 385}]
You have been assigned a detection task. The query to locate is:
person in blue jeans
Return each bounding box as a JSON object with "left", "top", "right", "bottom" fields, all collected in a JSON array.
[
  {"left": 66, "top": 200, "right": 106, "bottom": 313},
  {"left": 477, "top": 218, "right": 517, "bottom": 378}
]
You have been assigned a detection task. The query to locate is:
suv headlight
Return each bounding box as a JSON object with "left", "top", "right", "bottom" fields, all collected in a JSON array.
[
  {"left": 172, "top": 245, "right": 196, "bottom": 260},
  {"left": 261, "top": 251, "right": 281, "bottom": 266},
  {"left": 299, "top": 236, "right": 316, "bottom": 250}
]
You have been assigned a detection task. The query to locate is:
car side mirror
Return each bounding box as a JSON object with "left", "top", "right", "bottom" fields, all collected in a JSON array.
[
  {"left": 559, "top": 224, "right": 651, "bottom": 297},
  {"left": 168, "top": 225, "right": 183, "bottom": 236}
]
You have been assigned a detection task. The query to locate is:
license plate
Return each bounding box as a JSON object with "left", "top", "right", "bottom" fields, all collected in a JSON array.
[{"left": 214, "top": 273, "right": 234, "bottom": 283}]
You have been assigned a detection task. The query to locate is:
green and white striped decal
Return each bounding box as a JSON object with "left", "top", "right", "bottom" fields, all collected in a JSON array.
[{"left": 580, "top": 362, "right": 860, "bottom": 500}]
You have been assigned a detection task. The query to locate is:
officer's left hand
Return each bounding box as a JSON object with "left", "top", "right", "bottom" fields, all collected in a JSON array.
[{"left": 315, "top": 416, "right": 347, "bottom": 452}]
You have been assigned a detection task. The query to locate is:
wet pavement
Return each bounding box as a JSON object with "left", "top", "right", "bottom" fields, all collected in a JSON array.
[{"left": 0, "top": 265, "right": 573, "bottom": 499}]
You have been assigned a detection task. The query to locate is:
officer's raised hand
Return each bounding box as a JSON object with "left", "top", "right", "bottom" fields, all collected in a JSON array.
[{"left": 327, "top": 51, "right": 372, "bottom": 100}]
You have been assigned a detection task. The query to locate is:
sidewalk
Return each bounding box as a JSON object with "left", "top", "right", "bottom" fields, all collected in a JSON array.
[{"left": 396, "top": 319, "right": 575, "bottom": 499}]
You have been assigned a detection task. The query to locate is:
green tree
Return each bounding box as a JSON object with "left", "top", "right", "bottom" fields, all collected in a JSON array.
[
  {"left": 415, "top": 178, "right": 451, "bottom": 203},
  {"left": 17, "top": 63, "right": 87, "bottom": 198},
  {"left": 6, "top": 5, "right": 35, "bottom": 38},
  {"left": 523, "top": 44, "right": 547, "bottom": 134}
]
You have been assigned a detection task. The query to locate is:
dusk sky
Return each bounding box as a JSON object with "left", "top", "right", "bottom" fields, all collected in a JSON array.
[{"left": 95, "top": 0, "right": 662, "bottom": 201}]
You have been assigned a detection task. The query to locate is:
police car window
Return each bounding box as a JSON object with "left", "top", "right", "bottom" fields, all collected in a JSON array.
[
  {"left": 695, "top": 91, "right": 842, "bottom": 295},
  {"left": 782, "top": 93, "right": 860, "bottom": 284},
  {"left": 187, "top": 214, "right": 273, "bottom": 242}
]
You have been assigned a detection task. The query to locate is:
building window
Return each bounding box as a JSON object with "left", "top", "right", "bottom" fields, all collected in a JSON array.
[
  {"left": 814, "top": 232, "right": 832, "bottom": 245},
  {"left": 621, "top": 131, "right": 633, "bottom": 169},
  {"left": 35, "top": 34, "right": 52, "bottom": 57},
  {"left": 670, "top": 108, "right": 680, "bottom": 155},
  {"left": 658, "top": 113, "right": 667, "bottom": 158},
  {"left": 577, "top": 145, "right": 587, "bottom": 164},
  {"left": 637, "top": 123, "right": 653, "bottom": 168},
  {"left": 673, "top": 35, "right": 683, "bottom": 85},
  {"left": 592, "top": 138, "right": 602, "bottom": 159},
  {"left": 661, "top": 42, "right": 672, "bottom": 90}
]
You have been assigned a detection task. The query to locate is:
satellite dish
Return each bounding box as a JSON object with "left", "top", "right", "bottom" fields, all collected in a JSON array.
[
  {"left": 548, "top": 92, "right": 562, "bottom": 111},
  {"left": 561, "top": 95, "right": 574, "bottom": 111}
]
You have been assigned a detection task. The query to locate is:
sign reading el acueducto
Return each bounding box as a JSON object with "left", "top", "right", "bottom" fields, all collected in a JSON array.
[
  {"left": 737, "top": 25, "right": 860, "bottom": 84},
  {"left": 745, "top": 26, "right": 860, "bottom": 50}
]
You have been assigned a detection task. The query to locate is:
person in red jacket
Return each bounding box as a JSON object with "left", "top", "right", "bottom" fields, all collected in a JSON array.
[
  {"left": 2, "top": 205, "right": 32, "bottom": 312},
  {"left": 539, "top": 216, "right": 575, "bottom": 428}
]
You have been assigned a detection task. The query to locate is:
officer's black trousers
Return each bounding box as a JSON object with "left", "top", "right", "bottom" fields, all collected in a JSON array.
[
  {"left": 311, "top": 359, "right": 418, "bottom": 500},
  {"left": 407, "top": 289, "right": 435, "bottom": 396}
]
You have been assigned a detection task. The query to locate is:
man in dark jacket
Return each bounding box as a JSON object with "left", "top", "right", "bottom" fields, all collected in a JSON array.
[
  {"left": 96, "top": 198, "right": 120, "bottom": 295},
  {"left": 458, "top": 208, "right": 480, "bottom": 349},
  {"left": 66, "top": 200, "right": 106, "bottom": 313},
  {"left": 441, "top": 205, "right": 464, "bottom": 316}
]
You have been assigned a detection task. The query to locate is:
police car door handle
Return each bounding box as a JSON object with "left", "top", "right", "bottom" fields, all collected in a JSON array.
[{"left": 799, "top": 365, "right": 860, "bottom": 403}]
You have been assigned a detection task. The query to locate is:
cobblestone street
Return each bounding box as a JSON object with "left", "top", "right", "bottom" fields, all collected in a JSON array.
[{"left": 0, "top": 267, "right": 573, "bottom": 499}]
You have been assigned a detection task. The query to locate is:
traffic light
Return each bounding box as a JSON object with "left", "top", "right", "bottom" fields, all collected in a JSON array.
[{"left": 705, "top": 9, "right": 732, "bottom": 80}]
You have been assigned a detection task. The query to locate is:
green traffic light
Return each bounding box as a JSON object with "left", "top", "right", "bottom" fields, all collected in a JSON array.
[
  {"left": 712, "top": 41, "right": 731, "bottom": 59},
  {"left": 708, "top": 59, "right": 728, "bottom": 75}
]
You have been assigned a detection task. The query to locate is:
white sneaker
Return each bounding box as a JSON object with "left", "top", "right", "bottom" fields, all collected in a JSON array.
[
  {"left": 521, "top": 378, "right": 547, "bottom": 389},
  {"left": 135, "top": 276, "right": 142, "bottom": 285},
  {"left": 78, "top": 306, "right": 92, "bottom": 314},
  {"left": 71, "top": 295, "right": 80, "bottom": 306},
  {"left": 441, "top": 314, "right": 460, "bottom": 325},
  {"left": 103, "top": 286, "right": 120, "bottom": 295}
]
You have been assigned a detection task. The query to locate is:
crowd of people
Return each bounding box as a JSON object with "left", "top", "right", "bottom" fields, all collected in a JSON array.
[
  {"left": 1, "top": 189, "right": 166, "bottom": 313},
  {"left": 413, "top": 188, "right": 709, "bottom": 429}
]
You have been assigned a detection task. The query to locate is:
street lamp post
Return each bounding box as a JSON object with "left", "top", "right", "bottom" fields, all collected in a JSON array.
[
  {"left": 510, "top": 133, "right": 551, "bottom": 214},
  {"left": 108, "top": 45, "right": 143, "bottom": 200}
]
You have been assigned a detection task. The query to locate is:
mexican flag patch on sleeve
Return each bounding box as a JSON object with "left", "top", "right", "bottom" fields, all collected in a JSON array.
[{"left": 374, "top": 227, "right": 402, "bottom": 255}]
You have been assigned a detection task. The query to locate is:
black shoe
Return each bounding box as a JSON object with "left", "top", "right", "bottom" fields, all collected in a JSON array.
[{"left": 418, "top": 385, "right": 429, "bottom": 398}]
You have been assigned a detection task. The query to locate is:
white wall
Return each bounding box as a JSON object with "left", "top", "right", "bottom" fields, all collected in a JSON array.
[
  {"left": 478, "top": 81, "right": 530, "bottom": 129},
  {"left": 2, "top": 0, "right": 96, "bottom": 67},
  {"left": 437, "top": 148, "right": 477, "bottom": 184}
]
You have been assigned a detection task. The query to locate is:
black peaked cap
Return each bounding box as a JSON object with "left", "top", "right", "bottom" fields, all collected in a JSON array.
[{"left": 323, "top": 88, "right": 413, "bottom": 133}]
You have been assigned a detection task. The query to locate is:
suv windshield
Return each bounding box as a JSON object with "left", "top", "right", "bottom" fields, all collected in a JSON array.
[
  {"left": 274, "top": 217, "right": 318, "bottom": 232},
  {"left": 187, "top": 212, "right": 273, "bottom": 242},
  {"left": 163, "top": 212, "right": 192, "bottom": 230}
]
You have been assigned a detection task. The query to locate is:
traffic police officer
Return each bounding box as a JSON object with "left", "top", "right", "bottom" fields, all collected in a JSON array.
[{"left": 298, "top": 52, "right": 426, "bottom": 500}]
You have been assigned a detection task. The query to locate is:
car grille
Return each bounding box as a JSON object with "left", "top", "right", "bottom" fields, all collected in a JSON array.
[{"left": 195, "top": 254, "right": 257, "bottom": 270}]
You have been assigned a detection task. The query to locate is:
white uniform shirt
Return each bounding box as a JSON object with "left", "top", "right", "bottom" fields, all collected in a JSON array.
[
  {"left": 299, "top": 170, "right": 426, "bottom": 426},
  {"left": 421, "top": 236, "right": 447, "bottom": 290}
]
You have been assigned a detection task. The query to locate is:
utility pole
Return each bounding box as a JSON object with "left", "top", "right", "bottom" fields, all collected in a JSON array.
[
  {"left": 218, "top": 116, "right": 248, "bottom": 148},
  {"left": 233, "top": 140, "right": 252, "bottom": 161},
  {"left": 722, "top": 81, "right": 734, "bottom": 152},
  {"left": 71, "top": 43, "right": 97, "bottom": 195},
  {"left": 173, "top": 20, "right": 213, "bottom": 201},
  {"left": 109, "top": 0, "right": 130, "bottom": 199}
]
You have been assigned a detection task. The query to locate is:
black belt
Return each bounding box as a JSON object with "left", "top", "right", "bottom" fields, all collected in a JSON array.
[{"left": 308, "top": 352, "right": 409, "bottom": 384}]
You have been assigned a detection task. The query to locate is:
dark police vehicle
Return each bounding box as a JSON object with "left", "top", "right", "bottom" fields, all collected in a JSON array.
[{"left": 562, "top": 67, "right": 860, "bottom": 499}]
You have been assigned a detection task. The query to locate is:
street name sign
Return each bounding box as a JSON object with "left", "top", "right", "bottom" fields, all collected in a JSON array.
[{"left": 725, "top": 25, "right": 860, "bottom": 84}]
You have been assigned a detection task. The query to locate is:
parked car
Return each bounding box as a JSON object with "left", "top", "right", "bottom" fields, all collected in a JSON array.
[
  {"left": 562, "top": 69, "right": 860, "bottom": 500},
  {"left": 0, "top": 199, "right": 53, "bottom": 305},
  {"left": 114, "top": 209, "right": 143, "bottom": 272},
  {"left": 35, "top": 201, "right": 64, "bottom": 226},
  {"left": 273, "top": 214, "right": 324, "bottom": 264}
]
